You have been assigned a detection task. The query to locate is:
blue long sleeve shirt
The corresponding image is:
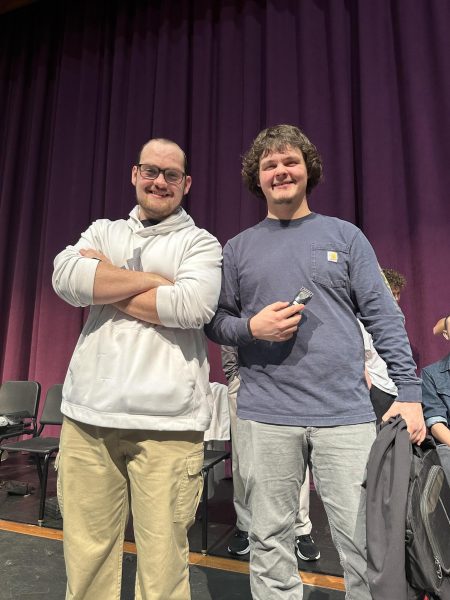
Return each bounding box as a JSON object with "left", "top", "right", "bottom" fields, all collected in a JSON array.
[
  {"left": 205, "top": 213, "right": 421, "bottom": 427},
  {"left": 421, "top": 353, "right": 450, "bottom": 428}
]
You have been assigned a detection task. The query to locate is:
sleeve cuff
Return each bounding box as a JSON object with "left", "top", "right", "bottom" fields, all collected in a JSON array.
[
  {"left": 426, "top": 416, "right": 448, "bottom": 428},
  {"left": 76, "top": 257, "right": 100, "bottom": 305},
  {"left": 156, "top": 286, "right": 177, "bottom": 327},
  {"left": 395, "top": 383, "right": 422, "bottom": 403},
  {"left": 229, "top": 316, "right": 256, "bottom": 346}
]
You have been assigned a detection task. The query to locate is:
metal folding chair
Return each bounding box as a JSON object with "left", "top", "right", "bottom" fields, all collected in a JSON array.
[
  {"left": 0, "top": 381, "right": 41, "bottom": 449},
  {"left": 1, "top": 384, "right": 63, "bottom": 525}
]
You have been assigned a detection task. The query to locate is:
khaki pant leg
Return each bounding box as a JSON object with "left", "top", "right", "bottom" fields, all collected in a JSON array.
[
  {"left": 128, "top": 430, "right": 204, "bottom": 600},
  {"left": 58, "top": 417, "right": 129, "bottom": 600}
]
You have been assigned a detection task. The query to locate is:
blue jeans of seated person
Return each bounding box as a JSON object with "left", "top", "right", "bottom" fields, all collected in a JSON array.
[{"left": 236, "top": 418, "right": 376, "bottom": 600}]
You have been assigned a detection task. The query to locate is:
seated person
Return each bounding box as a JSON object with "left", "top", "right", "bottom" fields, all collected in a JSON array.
[{"left": 421, "top": 315, "right": 450, "bottom": 477}]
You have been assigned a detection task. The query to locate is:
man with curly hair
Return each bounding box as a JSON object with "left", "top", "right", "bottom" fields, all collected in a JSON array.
[{"left": 206, "top": 124, "right": 425, "bottom": 600}]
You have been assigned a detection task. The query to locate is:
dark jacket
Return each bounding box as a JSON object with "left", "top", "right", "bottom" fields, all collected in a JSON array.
[{"left": 366, "top": 415, "right": 412, "bottom": 600}]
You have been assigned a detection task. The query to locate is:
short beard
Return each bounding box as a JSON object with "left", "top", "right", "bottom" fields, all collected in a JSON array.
[{"left": 273, "top": 197, "right": 294, "bottom": 205}]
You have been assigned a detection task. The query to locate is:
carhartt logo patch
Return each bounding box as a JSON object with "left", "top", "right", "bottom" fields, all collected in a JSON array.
[{"left": 327, "top": 251, "right": 338, "bottom": 263}]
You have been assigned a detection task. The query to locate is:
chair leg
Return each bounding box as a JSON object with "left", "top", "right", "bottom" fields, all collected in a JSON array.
[
  {"left": 34, "top": 454, "right": 43, "bottom": 486},
  {"left": 38, "top": 453, "right": 51, "bottom": 526},
  {"left": 201, "top": 468, "right": 209, "bottom": 555}
]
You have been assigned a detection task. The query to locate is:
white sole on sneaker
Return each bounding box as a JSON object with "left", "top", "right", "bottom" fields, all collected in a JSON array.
[
  {"left": 296, "top": 547, "right": 321, "bottom": 561},
  {"left": 227, "top": 545, "right": 250, "bottom": 556}
]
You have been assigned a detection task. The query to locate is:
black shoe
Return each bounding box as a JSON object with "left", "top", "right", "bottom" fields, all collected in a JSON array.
[
  {"left": 295, "top": 534, "right": 320, "bottom": 561},
  {"left": 227, "top": 529, "right": 250, "bottom": 555}
]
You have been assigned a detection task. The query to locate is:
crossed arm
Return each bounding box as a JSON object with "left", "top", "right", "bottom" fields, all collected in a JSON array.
[{"left": 79, "top": 248, "right": 172, "bottom": 324}]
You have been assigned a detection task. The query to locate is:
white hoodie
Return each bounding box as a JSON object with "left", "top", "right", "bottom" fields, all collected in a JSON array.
[{"left": 52, "top": 206, "right": 222, "bottom": 431}]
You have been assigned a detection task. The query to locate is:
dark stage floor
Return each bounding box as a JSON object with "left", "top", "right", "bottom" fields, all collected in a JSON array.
[
  {"left": 0, "top": 453, "right": 345, "bottom": 599},
  {"left": 0, "top": 530, "right": 345, "bottom": 600}
]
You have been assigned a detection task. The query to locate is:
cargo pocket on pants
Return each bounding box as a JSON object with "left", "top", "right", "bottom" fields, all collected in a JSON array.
[{"left": 174, "top": 451, "right": 204, "bottom": 522}]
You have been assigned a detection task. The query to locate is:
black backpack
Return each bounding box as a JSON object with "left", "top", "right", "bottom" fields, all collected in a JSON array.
[{"left": 405, "top": 438, "right": 450, "bottom": 599}]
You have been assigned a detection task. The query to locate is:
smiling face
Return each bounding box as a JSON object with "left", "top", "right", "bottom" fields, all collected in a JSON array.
[
  {"left": 131, "top": 140, "right": 192, "bottom": 221},
  {"left": 258, "top": 145, "right": 310, "bottom": 219}
]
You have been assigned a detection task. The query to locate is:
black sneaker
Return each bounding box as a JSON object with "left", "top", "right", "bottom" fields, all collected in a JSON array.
[
  {"left": 295, "top": 534, "right": 320, "bottom": 561},
  {"left": 227, "top": 529, "right": 250, "bottom": 555}
]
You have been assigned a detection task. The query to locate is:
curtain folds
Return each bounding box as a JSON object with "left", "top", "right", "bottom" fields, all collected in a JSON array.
[{"left": 0, "top": 0, "right": 449, "bottom": 399}]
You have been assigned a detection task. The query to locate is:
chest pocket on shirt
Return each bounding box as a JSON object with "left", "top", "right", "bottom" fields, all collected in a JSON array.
[{"left": 311, "top": 243, "right": 349, "bottom": 288}]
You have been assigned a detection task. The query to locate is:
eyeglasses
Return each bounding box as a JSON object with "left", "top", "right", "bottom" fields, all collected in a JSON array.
[{"left": 137, "top": 164, "right": 185, "bottom": 185}]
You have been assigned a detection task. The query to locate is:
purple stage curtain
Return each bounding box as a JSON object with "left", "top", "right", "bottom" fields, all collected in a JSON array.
[{"left": 1, "top": 0, "right": 449, "bottom": 426}]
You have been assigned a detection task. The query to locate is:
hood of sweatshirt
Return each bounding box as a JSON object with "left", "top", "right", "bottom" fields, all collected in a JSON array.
[{"left": 127, "top": 205, "right": 194, "bottom": 237}]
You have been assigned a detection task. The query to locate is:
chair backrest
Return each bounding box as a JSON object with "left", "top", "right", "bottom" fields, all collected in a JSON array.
[
  {"left": 40, "top": 384, "right": 64, "bottom": 426},
  {"left": 0, "top": 381, "right": 41, "bottom": 419}
]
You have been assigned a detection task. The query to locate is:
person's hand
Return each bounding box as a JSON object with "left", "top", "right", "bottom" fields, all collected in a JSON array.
[
  {"left": 79, "top": 248, "right": 111, "bottom": 264},
  {"left": 382, "top": 401, "right": 427, "bottom": 445},
  {"left": 248, "top": 302, "right": 304, "bottom": 342}
]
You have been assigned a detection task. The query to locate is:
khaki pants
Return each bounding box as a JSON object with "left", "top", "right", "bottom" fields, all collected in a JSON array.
[{"left": 57, "top": 417, "right": 204, "bottom": 600}]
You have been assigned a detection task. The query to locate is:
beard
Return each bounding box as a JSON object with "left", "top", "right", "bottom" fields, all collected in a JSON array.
[{"left": 272, "top": 197, "right": 295, "bottom": 205}]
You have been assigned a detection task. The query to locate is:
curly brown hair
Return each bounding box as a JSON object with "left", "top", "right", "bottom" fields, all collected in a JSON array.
[
  {"left": 382, "top": 268, "right": 407, "bottom": 291},
  {"left": 241, "top": 124, "right": 323, "bottom": 199}
]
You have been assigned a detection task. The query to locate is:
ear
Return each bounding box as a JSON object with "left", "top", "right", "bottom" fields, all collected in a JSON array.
[
  {"left": 183, "top": 175, "right": 192, "bottom": 195},
  {"left": 131, "top": 165, "right": 138, "bottom": 186}
]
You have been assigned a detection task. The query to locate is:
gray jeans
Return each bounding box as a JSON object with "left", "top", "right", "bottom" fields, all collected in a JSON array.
[
  {"left": 229, "top": 376, "right": 312, "bottom": 535},
  {"left": 236, "top": 418, "right": 376, "bottom": 600}
]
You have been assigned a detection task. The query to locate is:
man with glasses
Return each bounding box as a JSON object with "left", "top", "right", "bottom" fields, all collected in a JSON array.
[{"left": 53, "top": 138, "right": 222, "bottom": 600}]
